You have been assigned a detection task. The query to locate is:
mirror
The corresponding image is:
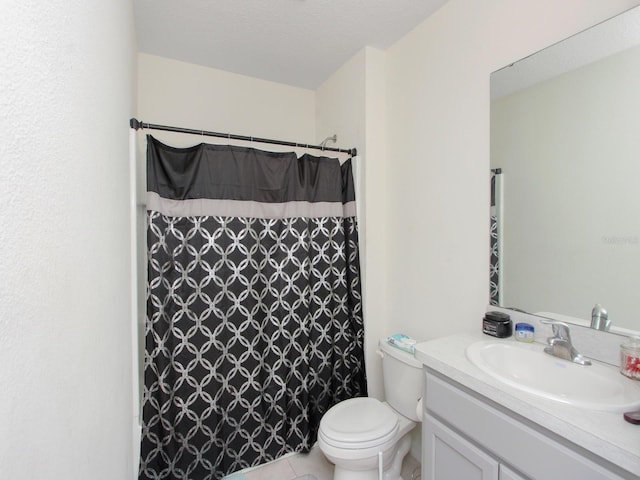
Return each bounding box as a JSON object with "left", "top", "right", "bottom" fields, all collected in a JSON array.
[{"left": 490, "top": 6, "right": 640, "bottom": 336}]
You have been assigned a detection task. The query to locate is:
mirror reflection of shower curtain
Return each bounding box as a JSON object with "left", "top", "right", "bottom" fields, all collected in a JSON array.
[
  {"left": 138, "top": 136, "right": 367, "bottom": 480},
  {"left": 490, "top": 169, "right": 503, "bottom": 305}
]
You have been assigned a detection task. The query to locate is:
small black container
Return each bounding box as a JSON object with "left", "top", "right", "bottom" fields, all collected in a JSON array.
[{"left": 482, "top": 311, "right": 512, "bottom": 338}]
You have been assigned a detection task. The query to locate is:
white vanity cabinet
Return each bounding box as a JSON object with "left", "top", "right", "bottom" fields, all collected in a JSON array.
[
  {"left": 423, "top": 369, "right": 633, "bottom": 480},
  {"left": 499, "top": 466, "right": 526, "bottom": 480},
  {"left": 424, "top": 413, "right": 501, "bottom": 480}
]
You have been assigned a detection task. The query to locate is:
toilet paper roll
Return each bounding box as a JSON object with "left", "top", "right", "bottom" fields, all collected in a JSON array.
[{"left": 415, "top": 398, "right": 423, "bottom": 422}]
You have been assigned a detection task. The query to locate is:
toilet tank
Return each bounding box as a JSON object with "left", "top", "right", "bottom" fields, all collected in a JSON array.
[{"left": 379, "top": 338, "right": 423, "bottom": 422}]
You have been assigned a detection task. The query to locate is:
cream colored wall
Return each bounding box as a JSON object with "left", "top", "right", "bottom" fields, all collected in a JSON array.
[
  {"left": 0, "top": 1, "right": 136, "bottom": 479},
  {"left": 137, "top": 53, "right": 316, "bottom": 146},
  {"left": 492, "top": 45, "right": 640, "bottom": 328},
  {"left": 384, "top": 0, "right": 640, "bottom": 342},
  {"left": 316, "top": 47, "right": 388, "bottom": 400}
]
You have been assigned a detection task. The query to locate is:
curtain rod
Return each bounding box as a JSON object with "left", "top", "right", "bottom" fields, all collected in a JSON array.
[{"left": 129, "top": 118, "right": 357, "bottom": 156}]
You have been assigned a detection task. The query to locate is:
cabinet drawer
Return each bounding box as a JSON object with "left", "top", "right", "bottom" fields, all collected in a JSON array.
[{"left": 424, "top": 369, "right": 627, "bottom": 480}]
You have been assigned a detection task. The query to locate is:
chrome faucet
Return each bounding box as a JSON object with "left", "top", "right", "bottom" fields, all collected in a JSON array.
[
  {"left": 590, "top": 303, "right": 611, "bottom": 331},
  {"left": 540, "top": 320, "right": 591, "bottom": 366}
]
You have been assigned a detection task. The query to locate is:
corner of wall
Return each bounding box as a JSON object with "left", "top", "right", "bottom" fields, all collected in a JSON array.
[{"left": 315, "top": 47, "right": 391, "bottom": 399}]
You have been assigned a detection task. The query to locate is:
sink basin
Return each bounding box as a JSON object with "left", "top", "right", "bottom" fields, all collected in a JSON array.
[{"left": 466, "top": 340, "right": 640, "bottom": 412}]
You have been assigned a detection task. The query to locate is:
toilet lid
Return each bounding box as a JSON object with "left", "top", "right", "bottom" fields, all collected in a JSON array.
[{"left": 319, "top": 398, "right": 398, "bottom": 449}]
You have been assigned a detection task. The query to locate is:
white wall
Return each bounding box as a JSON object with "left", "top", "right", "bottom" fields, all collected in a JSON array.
[
  {"left": 316, "top": 47, "right": 389, "bottom": 400},
  {"left": 384, "top": 0, "right": 640, "bottom": 342},
  {"left": 492, "top": 44, "right": 640, "bottom": 329},
  {"left": 0, "top": 1, "right": 136, "bottom": 479},
  {"left": 137, "top": 53, "right": 316, "bottom": 146}
]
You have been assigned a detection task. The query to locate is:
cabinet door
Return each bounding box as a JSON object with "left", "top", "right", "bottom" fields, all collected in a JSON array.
[
  {"left": 424, "top": 414, "right": 499, "bottom": 480},
  {"left": 499, "top": 465, "right": 527, "bottom": 480}
]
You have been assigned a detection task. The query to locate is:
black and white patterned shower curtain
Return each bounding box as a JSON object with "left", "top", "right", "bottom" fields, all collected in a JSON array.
[
  {"left": 490, "top": 169, "right": 501, "bottom": 305},
  {"left": 138, "top": 136, "right": 367, "bottom": 480}
]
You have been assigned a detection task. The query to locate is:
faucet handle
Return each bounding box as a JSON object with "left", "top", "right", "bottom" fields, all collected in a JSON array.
[
  {"left": 540, "top": 319, "right": 572, "bottom": 341},
  {"left": 540, "top": 319, "right": 592, "bottom": 366}
]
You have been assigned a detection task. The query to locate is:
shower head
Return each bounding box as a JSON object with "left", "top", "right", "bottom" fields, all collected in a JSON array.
[{"left": 319, "top": 134, "right": 337, "bottom": 149}]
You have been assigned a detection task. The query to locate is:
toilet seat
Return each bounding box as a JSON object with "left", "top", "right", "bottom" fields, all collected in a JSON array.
[{"left": 319, "top": 397, "right": 399, "bottom": 449}]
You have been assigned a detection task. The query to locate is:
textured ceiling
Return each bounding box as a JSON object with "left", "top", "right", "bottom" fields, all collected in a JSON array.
[{"left": 133, "top": 0, "right": 449, "bottom": 89}]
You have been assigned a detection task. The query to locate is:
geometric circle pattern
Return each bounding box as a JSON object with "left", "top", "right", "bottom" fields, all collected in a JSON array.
[
  {"left": 490, "top": 213, "right": 500, "bottom": 305},
  {"left": 490, "top": 170, "right": 500, "bottom": 306},
  {"left": 139, "top": 212, "right": 367, "bottom": 480}
]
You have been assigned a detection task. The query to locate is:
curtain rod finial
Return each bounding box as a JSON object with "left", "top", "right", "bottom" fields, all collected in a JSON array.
[{"left": 130, "top": 118, "right": 142, "bottom": 130}]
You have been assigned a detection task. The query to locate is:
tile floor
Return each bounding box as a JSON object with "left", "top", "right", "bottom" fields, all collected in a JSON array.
[{"left": 228, "top": 445, "right": 421, "bottom": 480}]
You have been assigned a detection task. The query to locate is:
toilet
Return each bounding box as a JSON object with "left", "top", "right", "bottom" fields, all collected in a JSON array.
[{"left": 317, "top": 337, "right": 423, "bottom": 480}]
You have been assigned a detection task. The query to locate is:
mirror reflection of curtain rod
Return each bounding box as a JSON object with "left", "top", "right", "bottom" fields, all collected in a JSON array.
[{"left": 129, "top": 118, "right": 357, "bottom": 156}]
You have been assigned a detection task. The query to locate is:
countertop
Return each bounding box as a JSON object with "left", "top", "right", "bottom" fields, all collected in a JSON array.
[{"left": 414, "top": 332, "right": 640, "bottom": 478}]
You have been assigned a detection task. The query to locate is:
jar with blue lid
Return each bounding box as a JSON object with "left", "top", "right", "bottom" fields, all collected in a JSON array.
[{"left": 515, "top": 322, "right": 534, "bottom": 342}]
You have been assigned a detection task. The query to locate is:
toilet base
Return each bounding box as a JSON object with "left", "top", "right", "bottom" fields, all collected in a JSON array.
[
  {"left": 334, "top": 468, "right": 396, "bottom": 480},
  {"left": 330, "top": 432, "right": 412, "bottom": 480}
]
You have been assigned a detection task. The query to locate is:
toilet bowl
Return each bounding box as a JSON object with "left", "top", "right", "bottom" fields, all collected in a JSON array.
[{"left": 317, "top": 338, "right": 423, "bottom": 480}]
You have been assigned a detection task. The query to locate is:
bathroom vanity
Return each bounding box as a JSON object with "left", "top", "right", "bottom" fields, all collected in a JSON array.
[{"left": 415, "top": 333, "right": 640, "bottom": 480}]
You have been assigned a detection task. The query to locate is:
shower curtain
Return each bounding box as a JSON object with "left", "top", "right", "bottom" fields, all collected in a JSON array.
[
  {"left": 490, "top": 169, "right": 501, "bottom": 305},
  {"left": 138, "top": 136, "right": 367, "bottom": 480}
]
